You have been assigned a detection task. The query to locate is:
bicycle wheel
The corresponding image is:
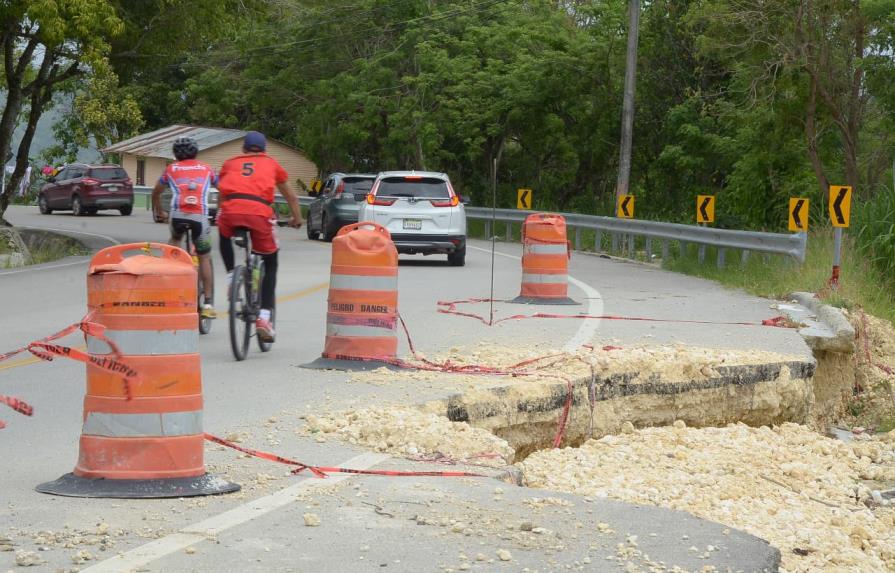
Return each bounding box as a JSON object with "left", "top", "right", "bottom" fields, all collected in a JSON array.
[{"left": 228, "top": 266, "right": 251, "bottom": 361}]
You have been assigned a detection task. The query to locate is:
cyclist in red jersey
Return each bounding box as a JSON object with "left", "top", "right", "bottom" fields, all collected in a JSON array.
[
  {"left": 152, "top": 136, "right": 218, "bottom": 318},
  {"left": 217, "top": 131, "right": 303, "bottom": 342}
]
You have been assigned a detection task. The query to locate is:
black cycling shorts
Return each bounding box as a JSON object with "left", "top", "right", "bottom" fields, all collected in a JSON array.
[{"left": 171, "top": 217, "right": 212, "bottom": 255}]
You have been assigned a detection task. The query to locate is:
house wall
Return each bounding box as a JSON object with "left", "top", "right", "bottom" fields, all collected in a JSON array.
[
  {"left": 198, "top": 139, "right": 319, "bottom": 194},
  {"left": 120, "top": 139, "right": 318, "bottom": 195},
  {"left": 120, "top": 154, "right": 168, "bottom": 187}
]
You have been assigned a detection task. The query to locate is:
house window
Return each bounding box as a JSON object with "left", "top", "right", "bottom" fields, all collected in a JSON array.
[{"left": 136, "top": 158, "right": 146, "bottom": 186}]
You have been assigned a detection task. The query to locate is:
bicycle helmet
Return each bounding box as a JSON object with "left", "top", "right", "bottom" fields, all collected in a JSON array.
[
  {"left": 243, "top": 131, "right": 267, "bottom": 152},
  {"left": 172, "top": 137, "right": 199, "bottom": 160}
]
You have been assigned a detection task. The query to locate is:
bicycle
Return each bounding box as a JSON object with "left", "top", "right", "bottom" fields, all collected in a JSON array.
[
  {"left": 178, "top": 224, "right": 214, "bottom": 335},
  {"left": 228, "top": 227, "right": 275, "bottom": 361}
]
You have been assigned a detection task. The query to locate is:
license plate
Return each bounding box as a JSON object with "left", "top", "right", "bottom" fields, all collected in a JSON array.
[
  {"left": 108, "top": 186, "right": 118, "bottom": 192},
  {"left": 402, "top": 219, "right": 422, "bottom": 230}
]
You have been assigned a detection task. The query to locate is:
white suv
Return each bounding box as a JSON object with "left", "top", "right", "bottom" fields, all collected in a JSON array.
[{"left": 359, "top": 171, "right": 467, "bottom": 266}]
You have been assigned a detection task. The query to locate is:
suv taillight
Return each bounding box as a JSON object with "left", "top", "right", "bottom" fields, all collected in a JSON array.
[
  {"left": 430, "top": 195, "right": 459, "bottom": 207},
  {"left": 366, "top": 193, "right": 396, "bottom": 206},
  {"left": 81, "top": 178, "right": 99, "bottom": 186},
  {"left": 333, "top": 181, "right": 345, "bottom": 199}
]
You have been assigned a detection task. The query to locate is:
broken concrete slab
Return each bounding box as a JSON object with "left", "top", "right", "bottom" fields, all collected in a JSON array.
[{"left": 782, "top": 292, "right": 856, "bottom": 354}]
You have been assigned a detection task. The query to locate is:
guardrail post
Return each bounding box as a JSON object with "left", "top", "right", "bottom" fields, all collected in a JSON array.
[
  {"left": 717, "top": 248, "right": 726, "bottom": 268},
  {"left": 594, "top": 230, "right": 602, "bottom": 253},
  {"left": 505, "top": 222, "right": 512, "bottom": 242},
  {"left": 628, "top": 234, "right": 635, "bottom": 257},
  {"left": 741, "top": 250, "right": 750, "bottom": 267},
  {"left": 698, "top": 244, "right": 706, "bottom": 264},
  {"left": 662, "top": 240, "right": 669, "bottom": 261},
  {"left": 645, "top": 237, "right": 652, "bottom": 261},
  {"left": 575, "top": 228, "right": 582, "bottom": 251},
  {"left": 485, "top": 220, "right": 492, "bottom": 240},
  {"left": 680, "top": 241, "right": 688, "bottom": 258},
  {"left": 611, "top": 233, "right": 619, "bottom": 254}
]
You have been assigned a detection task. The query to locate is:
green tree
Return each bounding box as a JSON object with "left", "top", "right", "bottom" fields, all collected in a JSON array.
[{"left": 0, "top": 0, "right": 123, "bottom": 223}]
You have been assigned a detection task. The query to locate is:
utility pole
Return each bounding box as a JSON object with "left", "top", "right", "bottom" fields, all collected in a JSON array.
[{"left": 614, "top": 0, "right": 641, "bottom": 210}]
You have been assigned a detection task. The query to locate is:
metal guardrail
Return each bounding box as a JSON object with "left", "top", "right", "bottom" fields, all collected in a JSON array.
[
  {"left": 135, "top": 188, "right": 805, "bottom": 266},
  {"left": 133, "top": 186, "right": 313, "bottom": 208},
  {"left": 464, "top": 206, "right": 807, "bottom": 266}
]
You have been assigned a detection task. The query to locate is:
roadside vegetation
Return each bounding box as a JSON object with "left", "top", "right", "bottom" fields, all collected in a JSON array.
[
  {"left": 4, "top": 1, "right": 894, "bottom": 228},
  {"left": 1, "top": 0, "right": 892, "bottom": 312},
  {"left": 25, "top": 240, "right": 88, "bottom": 266},
  {"left": 0, "top": 229, "right": 88, "bottom": 269},
  {"left": 663, "top": 183, "right": 895, "bottom": 322}
]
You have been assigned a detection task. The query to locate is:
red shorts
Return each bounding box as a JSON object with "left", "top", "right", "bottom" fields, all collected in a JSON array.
[{"left": 218, "top": 211, "right": 279, "bottom": 254}]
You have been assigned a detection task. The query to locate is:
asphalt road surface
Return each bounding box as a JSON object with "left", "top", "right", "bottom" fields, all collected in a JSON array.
[{"left": 0, "top": 205, "right": 804, "bottom": 572}]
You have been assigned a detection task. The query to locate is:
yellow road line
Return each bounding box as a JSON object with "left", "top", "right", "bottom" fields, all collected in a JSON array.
[
  {"left": 0, "top": 282, "right": 328, "bottom": 373},
  {"left": 277, "top": 281, "right": 328, "bottom": 303},
  {"left": 0, "top": 343, "right": 88, "bottom": 373}
]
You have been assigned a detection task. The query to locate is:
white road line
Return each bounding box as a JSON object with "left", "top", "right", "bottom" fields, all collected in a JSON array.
[
  {"left": 81, "top": 452, "right": 390, "bottom": 573},
  {"left": 19, "top": 225, "right": 120, "bottom": 245},
  {"left": 0, "top": 257, "right": 88, "bottom": 275},
  {"left": 468, "top": 244, "right": 604, "bottom": 351}
]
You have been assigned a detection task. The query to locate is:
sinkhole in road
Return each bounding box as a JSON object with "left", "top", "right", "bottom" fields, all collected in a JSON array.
[{"left": 438, "top": 353, "right": 857, "bottom": 464}]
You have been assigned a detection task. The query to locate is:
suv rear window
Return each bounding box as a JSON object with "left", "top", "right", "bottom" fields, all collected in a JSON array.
[
  {"left": 343, "top": 177, "right": 374, "bottom": 193},
  {"left": 90, "top": 168, "right": 128, "bottom": 181},
  {"left": 377, "top": 177, "right": 450, "bottom": 199}
]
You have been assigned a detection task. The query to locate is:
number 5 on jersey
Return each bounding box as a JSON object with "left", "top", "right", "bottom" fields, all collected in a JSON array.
[{"left": 241, "top": 162, "right": 254, "bottom": 176}]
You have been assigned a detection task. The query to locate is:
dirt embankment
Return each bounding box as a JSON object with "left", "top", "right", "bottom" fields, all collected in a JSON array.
[{"left": 840, "top": 310, "right": 895, "bottom": 432}]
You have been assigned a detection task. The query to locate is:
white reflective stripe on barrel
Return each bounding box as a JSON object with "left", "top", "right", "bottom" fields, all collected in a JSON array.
[
  {"left": 86, "top": 329, "right": 198, "bottom": 355},
  {"left": 329, "top": 274, "right": 397, "bottom": 291},
  {"left": 326, "top": 324, "right": 396, "bottom": 338},
  {"left": 82, "top": 410, "right": 203, "bottom": 437},
  {"left": 524, "top": 243, "right": 568, "bottom": 255},
  {"left": 522, "top": 273, "right": 568, "bottom": 284}
]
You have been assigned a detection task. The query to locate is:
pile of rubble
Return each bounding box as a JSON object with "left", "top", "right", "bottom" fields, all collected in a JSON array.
[
  {"left": 519, "top": 421, "right": 895, "bottom": 572},
  {"left": 302, "top": 406, "right": 514, "bottom": 464}
]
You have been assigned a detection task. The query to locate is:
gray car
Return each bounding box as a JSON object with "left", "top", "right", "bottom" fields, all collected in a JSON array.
[{"left": 306, "top": 173, "right": 376, "bottom": 241}]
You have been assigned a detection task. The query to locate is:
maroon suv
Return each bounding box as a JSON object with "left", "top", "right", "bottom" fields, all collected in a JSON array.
[{"left": 38, "top": 163, "right": 134, "bottom": 216}]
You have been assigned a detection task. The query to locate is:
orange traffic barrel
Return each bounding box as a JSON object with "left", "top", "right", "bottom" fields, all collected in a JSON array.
[
  {"left": 511, "top": 213, "right": 578, "bottom": 305},
  {"left": 36, "top": 243, "right": 239, "bottom": 498},
  {"left": 303, "top": 223, "right": 400, "bottom": 371}
]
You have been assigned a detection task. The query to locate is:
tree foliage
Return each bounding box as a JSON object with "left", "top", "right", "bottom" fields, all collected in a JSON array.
[
  {"left": 5, "top": 0, "right": 895, "bottom": 244},
  {"left": 0, "top": 0, "right": 124, "bottom": 222}
]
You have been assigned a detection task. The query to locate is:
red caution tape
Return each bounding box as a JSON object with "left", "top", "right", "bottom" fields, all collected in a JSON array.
[
  {"left": 0, "top": 313, "right": 140, "bottom": 427},
  {"left": 0, "top": 395, "right": 34, "bottom": 429},
  {"left": 436, "top": 298, "right": 792, "bottom": 329},
  {"left": 204, "top": 433, "right": 485, "bottom": 479}
]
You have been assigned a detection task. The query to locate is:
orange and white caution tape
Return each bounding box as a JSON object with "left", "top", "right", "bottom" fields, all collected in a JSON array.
[{"left": 0, "top": 313, "right": 140, "bottom": 428}]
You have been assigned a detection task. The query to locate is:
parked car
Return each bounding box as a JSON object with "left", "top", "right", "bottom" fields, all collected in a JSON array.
[
  {"left": 306, "top": 173, "right": 376, "bottom": 241},
  {"left": 358, "top": 171, "right": 468, "bottom": 266},
  {"left": 153, "top": 187, "right": 220, "bottom": 224},
  {"left": 38, "top": 163, "right": 133, "bottom": 216}
]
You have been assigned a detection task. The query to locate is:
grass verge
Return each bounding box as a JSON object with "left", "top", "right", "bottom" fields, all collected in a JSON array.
[
  {"left": 1, "top": 228, "right": 89, "bottom": 269},
  {"left": 468, "top": 217, "right": 894, "bottom": 322},
  {"left": 663, "top": 227, "right": 895, "bottom": 323},
  {"left": 27, "top": 241, "right": 89, "bottom": 265}
]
